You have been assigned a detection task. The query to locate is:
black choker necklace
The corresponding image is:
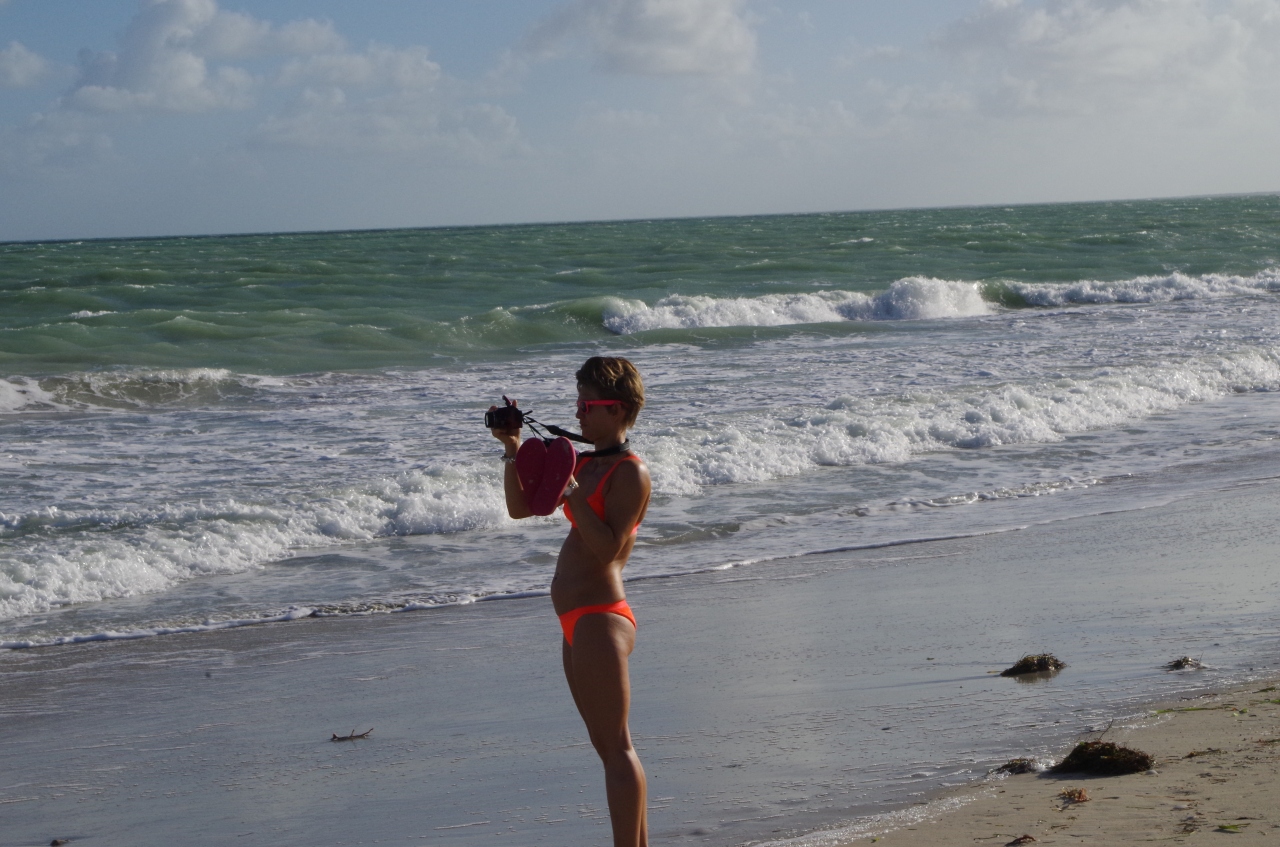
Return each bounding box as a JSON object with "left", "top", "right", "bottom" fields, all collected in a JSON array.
[{"left": 582, "top": 440, "right": 630, "bottom": 459}]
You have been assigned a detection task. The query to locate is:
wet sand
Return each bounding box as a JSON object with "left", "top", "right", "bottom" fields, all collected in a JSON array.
[{"left": 4, "top": 478, "right": 1280, "bottom": 846}]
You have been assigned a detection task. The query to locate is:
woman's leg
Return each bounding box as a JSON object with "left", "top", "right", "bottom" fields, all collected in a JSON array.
[{"left": 561, "top": 612, "right": 648, "bottom": 847}]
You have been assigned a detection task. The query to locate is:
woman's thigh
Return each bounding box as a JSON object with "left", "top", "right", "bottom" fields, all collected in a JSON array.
[{"left": 566, "top": 612, "right": 636, "bottom": 747}]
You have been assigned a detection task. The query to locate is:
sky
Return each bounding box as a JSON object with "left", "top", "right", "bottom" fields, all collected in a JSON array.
[{"left": 2, "top": 0, "right": 1279, "bottom": 241}]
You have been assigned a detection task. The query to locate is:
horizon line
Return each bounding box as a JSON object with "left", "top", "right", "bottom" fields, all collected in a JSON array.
[{"left": 3, "top": 189, "right": 1278, "bottom": 248}]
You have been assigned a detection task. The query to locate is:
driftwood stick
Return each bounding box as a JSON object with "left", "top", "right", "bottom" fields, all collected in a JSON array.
[{"left": 330, "top": 727, "right": 374, "bottom": 741}]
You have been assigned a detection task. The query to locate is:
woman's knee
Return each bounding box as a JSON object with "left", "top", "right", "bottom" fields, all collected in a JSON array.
[
  {"left": 593, "top": 737, "right": 639, "bottom": 770},
  {"left": 587, "top": 721, "right": 632, "bottom": 750}
]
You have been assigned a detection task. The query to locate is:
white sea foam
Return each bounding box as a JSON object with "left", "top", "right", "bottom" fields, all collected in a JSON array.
[
  {"left": 1004, "top": 269, "right": 1280, "bottom": 306},
  {"left": 9, "top": 284, "right": 1280, "bottom": 641},
  {"left": 8, "top": 337, "right": 1280, "bottom": 625},
  {"left": 0, "top": 378, "right": 60, "bottom": 413},
  {"left": 0, "top": 467, "right": 511, "bottom": 623},
  {"left": 0, "top": 368, "right": 281, "bottom": 413},
  {"left": 600, "top": 270, "right": 1280, "bottom": 335},
  {"left": 602, "top": 278, "right": 991, "bottom": 333},
  {"left": 0, "top": 606, "right": 317, "bottom": 650},
  {"left": 641, "top": 345, "right": 1280, "bottom": 496},
  {"left": 750, "top": 792, "right": 986, "bottom": 846}
]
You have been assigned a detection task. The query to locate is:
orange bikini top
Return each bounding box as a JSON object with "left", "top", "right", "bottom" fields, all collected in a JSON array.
[{"left": 563, "top": 454, "right": 644, "bottom": 535}]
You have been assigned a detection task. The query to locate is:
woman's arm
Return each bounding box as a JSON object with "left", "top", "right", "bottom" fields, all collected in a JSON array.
[
  {"left": 490, "top": 410, "right": 533, "bottom": 519},
  {"left": 563, "top": 459, "right": 649, "bottom": 563}
]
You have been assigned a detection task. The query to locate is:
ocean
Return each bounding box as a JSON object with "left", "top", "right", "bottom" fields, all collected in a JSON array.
[{"left": 5, "top": 194, "right": 1280, "bottom": 843}]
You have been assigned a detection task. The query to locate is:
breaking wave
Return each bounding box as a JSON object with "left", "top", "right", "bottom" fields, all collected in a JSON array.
[
  {"left": 600, "top": 270, "right": 1280, "bottom": 334},
  {"left": 602, "top": 278, "right": 991, "bottom": 333},
  {"left": 994, "top": 269, "right": 1280, "bottom": 307}
]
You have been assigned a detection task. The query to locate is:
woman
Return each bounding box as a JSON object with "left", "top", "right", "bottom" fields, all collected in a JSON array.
[{"left": 490, "top": 356, "right": 652, "bottom": 847}]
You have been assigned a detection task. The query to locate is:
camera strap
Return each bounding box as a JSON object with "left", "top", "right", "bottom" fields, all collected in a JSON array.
[
  {"left": 523, "top": 415, "right": 593, "bottom": 445},
  {"left": 494, "top": 395, "right": 593, "bottom": 445}
]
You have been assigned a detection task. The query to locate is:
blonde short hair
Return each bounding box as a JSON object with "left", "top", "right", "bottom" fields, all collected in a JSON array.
[{"left": 576, "top": 356, "right": 645, "bottom": 428}]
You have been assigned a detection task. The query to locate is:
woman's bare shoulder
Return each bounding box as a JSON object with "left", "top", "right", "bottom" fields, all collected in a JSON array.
[{"left": 612, "top": 455, "right": 650, "bottom": 485}]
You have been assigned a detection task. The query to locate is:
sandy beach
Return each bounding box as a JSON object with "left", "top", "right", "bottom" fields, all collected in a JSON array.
[
  {"left": 4, "top": 474, "right": 1280, "bottom": 846},
  {"left": 816, "top": 681, "right": 1280, "bottom": 845}
]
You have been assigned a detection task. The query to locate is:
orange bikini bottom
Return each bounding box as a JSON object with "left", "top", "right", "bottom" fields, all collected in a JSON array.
[{"left": 558, "top": 600, "right": 636, "bottom": 646}]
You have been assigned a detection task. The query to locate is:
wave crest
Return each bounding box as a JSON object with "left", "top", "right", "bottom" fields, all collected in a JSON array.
[
  {"left": 599, "top": 270, "right": 1280, "bottom": 335},
  {"left": 995, "top": 269, "right": 1280, "bottom": 307},
  {"left": 602, "top": 278, "right": 990, "bottom": 334},
  {"left": 0, "top": 369, "right": 283, "bottom": 414}
]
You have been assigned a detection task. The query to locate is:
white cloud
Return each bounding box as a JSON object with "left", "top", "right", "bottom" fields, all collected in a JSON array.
[
  {"left": 938, "top": 0, "right": 1280, "bottom": 116},
  {"left": 252, "top": 79, "right": 522, "bottom": 159},
  {"left": 64, "top": 0, "right": 342, "bottom": 113},
  {"left": 277, "top": 45, "right": 441, "bottom": 90},
  {"left": 273, "top": 20, "right": 348, "bottom": 56},
  {"left": 43, "top": 0, "right": 510, "bottom": 160},
  {"left": 249, "top": 42, "right": 522, "bottom": 157},
  {"left": 1, "top": 109, "right": 115, "bottom": 174},
  {"left": 1, "top": 41, "right": 50, "bottom": 89},
  {"left": 528, "top": 0, "right": 757, "bottom": 76},
  {"left": 191, "top": 12, "right": 345, "bottom": 59}
]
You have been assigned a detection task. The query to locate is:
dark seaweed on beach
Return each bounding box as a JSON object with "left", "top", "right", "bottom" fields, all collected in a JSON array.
[
  {"left": 1050, "top": 741, "right": 1154, "bottom": 776},
  {"left": 1165, "top": 656, "right": 1206, "bottom": 670},
  {"left": 993, "top": 757, "right": 1039, "bottom": 774},
  {"left": 1000, "top": 654, "right": 1066, "bottom": 676}
]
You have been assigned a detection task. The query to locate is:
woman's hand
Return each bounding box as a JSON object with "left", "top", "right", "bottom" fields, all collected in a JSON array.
[
  {"left": 489, "top": 403, "right": 532, "bottom": 518},
  {"left": 488, "top": 404, "right": 522, "bottom": 455}
]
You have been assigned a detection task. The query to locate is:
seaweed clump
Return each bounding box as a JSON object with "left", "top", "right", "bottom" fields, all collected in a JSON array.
[
  {"left": 1051, "top": 741, "right": 1154, "bottom": 776},
  {"left": 1165, "top": 656, "right": 1206, "bottom": 671},
  {"left": 993, "top": 757, "right": 1040, "bottom": 775},
  {"left": 1000, "top": 654, "right": 1066, "bottom": 677}
]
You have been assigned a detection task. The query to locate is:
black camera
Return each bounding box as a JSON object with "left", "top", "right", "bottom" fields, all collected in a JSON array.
[{"left": 484, "top": 396, "right": 525, "bottom": 430}]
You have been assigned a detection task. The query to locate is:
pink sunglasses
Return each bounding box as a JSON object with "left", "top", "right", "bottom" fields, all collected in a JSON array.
[{"left": 576, "top": 399, "right": 623, "bottom": 414}]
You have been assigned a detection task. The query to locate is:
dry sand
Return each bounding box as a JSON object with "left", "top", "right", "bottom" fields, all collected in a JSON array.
[{"left": 845, "top": 681, "right": 1280, "bottom": 845}]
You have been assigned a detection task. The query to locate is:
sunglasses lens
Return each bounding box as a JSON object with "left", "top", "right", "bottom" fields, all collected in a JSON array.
[{"left": 577, "top": 399, "right": 620, "bottom": 413}]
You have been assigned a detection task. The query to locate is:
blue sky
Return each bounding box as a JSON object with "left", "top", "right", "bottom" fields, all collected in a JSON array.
[{"left": 2, "top": 0, "right": 1279, "bottom": 241}]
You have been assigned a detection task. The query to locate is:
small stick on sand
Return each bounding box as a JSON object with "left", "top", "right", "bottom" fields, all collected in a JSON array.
[{"left": 331, "top": 727, "right": 373, "bottom": 741}]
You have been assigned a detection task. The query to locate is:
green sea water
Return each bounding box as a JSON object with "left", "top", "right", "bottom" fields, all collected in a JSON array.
[{"left": 3, "top": 194, "right": 1279, "bottom": 376}]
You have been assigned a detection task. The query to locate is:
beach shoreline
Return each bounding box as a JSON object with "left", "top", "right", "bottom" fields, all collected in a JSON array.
[
  {"left": 5, "top": 476, "right": 1280, "bottom": 846},
  {"left": 789, "top": 677, "right": 1280, "bottom": 846}
]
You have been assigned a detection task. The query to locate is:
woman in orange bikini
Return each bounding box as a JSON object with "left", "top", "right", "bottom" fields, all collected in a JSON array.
[{"left": 490, "top": 356, "right": 652, "bottom": 847}]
